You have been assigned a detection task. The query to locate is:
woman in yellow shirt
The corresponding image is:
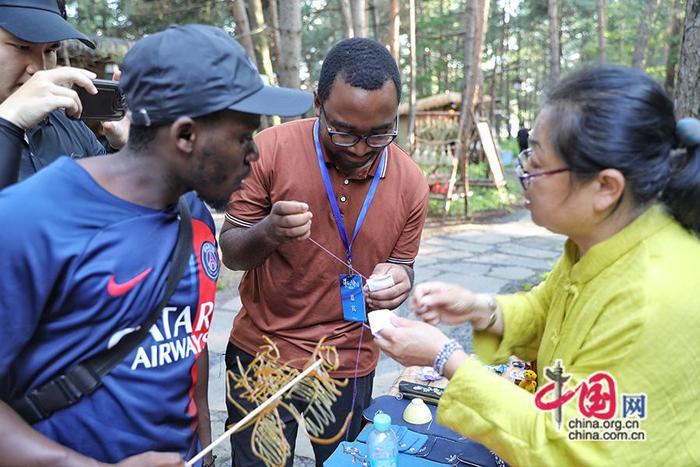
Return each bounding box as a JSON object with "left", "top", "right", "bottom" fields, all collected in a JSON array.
[{"left": 377, "top": 65, "right": 700, "bottom": 466}]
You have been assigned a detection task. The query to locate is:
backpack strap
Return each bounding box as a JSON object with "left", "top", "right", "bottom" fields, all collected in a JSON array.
[{"left": 12, "top": 196, "right": 193, "bottom": 424}]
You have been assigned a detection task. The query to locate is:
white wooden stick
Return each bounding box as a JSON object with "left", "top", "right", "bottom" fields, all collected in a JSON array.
[{"left": 187, "top": 359, "right": 323, "bottom": 466}]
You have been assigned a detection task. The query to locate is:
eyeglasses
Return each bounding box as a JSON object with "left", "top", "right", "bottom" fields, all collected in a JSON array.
[
  {"left": 320, "top": 104, "right": 398, "bottom": 148},
  {"left": 515, "top": 148, "right": 571, "bottom": 190}
]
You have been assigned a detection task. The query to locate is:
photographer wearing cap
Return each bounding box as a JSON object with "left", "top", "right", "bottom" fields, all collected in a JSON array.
[
  {"left": 0, "top": 24, "right": 311, "bottom": 466},
  {"left": 0, "top": 0, "right": 129, "bottom": 189}
]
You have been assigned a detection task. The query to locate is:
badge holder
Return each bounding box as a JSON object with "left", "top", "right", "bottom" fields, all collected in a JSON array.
[{"left": 340, "top": 272, "right": 366, "bottom": 322}]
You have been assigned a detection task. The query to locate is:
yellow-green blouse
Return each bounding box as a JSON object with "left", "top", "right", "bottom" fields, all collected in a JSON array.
[{"left": 438, "top": 205, "right": 700, "bottom": 466}]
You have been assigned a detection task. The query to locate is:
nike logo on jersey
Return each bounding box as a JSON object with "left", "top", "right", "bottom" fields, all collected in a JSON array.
[{"left": 107, "top": 267, "right": 153, "bottom": 297}]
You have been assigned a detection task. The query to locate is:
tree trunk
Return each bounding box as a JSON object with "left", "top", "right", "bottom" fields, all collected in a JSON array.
[
  {"left": 675, "top": 0, "right": 700, "bottom": 118},
  {"left": 247, "top": 0, "right": 279, "bottom": 127},
  {"left": 247, "top": 0, "right": 276, "bottom": 84},
  {"left": 387, "top": 0, "right": 400, "bottom": 64},
  {"left": 504, "top": 61, "right": 511, "bottom": 138},
  {"left": 457, "top": 0, "right": 490, "bottom": 134},
  {"left": 337, "top": 0, "right": 354, "bottom": 38},
  {"left": 488, "top": 7, "right": 506, "bottom": 129},
  {"left": 472, "top": 0, "right": 490, "bottom": 118},
  {"left": 455, "top": 0, "right": 478, "bottom": 216},
  {"left": 418, "top": 1, "right": 428, "bottom": 97},
  {"left": 267, "top": 0, "right": 282, "bottom": 70},
  {"left": 437, "top": 0, "right": 445, "bottom": 89},
  {"left": 631, "top": 0, "right": 660, "bottom": 69},
  {"left": 407, "top": 0, "right": 417, "bottom": 153},
  {"left": 369, "top": 0, "right": 381, "bottom": 40},
  {"left": 548, "top": 0, "right": 560, "bottom": 86},
  {"left": 515, "top": 28, "right": 523, "bottom": 124},
  {"left": 596, "top": 0, "right": 606, "bottom": 64},
  {"left": 231, "top": 0, "right": 256, "bottom": 63},
  {"left": 276, "top": 0, "right": 301, "bottom": 90},
  {"left": 665, "top": 0, "right": 684, "bottom": 93},
  {"left": 351, "top": 0, "right": 366, "bottom": 38}
]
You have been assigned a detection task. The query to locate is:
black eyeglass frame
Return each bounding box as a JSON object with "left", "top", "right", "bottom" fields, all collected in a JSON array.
[{"left": 319, "top": 104, "right": 399, "bottom": 148}]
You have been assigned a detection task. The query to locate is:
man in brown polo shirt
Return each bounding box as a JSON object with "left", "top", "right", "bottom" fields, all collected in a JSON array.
[{"left": 219, "top": 37, "right": 429, "bottom": 466}]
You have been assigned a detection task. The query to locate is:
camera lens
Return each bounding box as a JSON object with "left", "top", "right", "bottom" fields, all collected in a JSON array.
[{"left": 114, "top": 90, "right": 126, "bottom": 111}]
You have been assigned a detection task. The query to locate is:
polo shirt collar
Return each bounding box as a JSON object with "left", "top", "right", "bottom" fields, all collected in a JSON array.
[{"left": 563, "top": 204, "right": 673, "bottom": 284}]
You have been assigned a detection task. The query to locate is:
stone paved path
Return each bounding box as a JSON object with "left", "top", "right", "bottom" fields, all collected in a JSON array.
[{"left": 205, "top": 208, "right": 564, "bottom": 465}]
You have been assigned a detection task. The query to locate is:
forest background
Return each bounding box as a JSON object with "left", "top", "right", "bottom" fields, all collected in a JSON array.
[{"left": 61, "top": 0, "right": 700, "bottom": 216}]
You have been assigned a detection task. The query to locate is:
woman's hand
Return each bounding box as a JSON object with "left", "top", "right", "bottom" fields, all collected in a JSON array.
[
  {"left": 374, "top": 316, "right": 450, "bottom": 367},
  {"left": 411, "top": 281, "right": 477, "bottom": 325}
]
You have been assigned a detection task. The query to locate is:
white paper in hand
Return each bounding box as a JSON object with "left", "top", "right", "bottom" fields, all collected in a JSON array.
[
  {"left": 366, "top": 274, "right": 395, "bottom": 292},
  {"left": 368, "top": 309, "right": 395, "bottom": 336}
]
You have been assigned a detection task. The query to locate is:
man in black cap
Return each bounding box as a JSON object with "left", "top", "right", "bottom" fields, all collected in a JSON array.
[
  {"left": 0, "top": 0, "right": 129, "bottom": 189},
  {"left": 0, "top": 24, "right": 312, "bottom": 466}
]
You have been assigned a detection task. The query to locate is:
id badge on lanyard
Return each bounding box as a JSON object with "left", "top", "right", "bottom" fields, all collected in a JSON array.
[
  {"left": 313, "top": 120, "right": 387, "bottom": 323},
  {"left": 340, "top": 273, "right": 366, "bottom": 322}
]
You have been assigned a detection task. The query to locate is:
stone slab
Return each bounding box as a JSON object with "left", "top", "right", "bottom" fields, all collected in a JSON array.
[
  {"left": 429, "top": 272, "right": 507, "bottom": 294},
  {"left": 488, "top": 266, "right": 536, "bottom": 281},
  {"left": 436, "top": 262, "right": 492, "bottom": 276}
]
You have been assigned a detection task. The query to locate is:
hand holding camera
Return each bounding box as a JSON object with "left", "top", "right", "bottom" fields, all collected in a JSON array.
[
  {"left": 0, "top": 67, "right": 97, "bottom": 130},
  {"left": 94, "top": 68, "right": 130, "bottom": 149},
  {"left": 74, "top": 78, "right": 127, "bottom": 122}
]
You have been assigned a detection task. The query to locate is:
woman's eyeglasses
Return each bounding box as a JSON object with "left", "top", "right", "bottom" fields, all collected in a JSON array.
[
  {"left": 320, "top": 104, "right": 398, "bottom": 148},
  {"left": 515, "top": 148, "right": 571, "bottom": 190}
]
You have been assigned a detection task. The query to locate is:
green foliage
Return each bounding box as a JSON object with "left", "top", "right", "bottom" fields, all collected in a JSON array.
[
  {"left": 468, "top": 162, "right": 488, "bottom": 179},
  {"left": 301, "top": 1, "right": 340, "bottom": 88},
  {"left": 481, "top": 0, "right": 686, "bottom": 138},
  {"left": 62, "top": 0, "right": 687, "bottom": 136},
  {"left": 67, "top": 0, "right": 232, "bottom": 39},
  {"left": 427, "top": 185, "right": 516, "bottom": 217},
  {"left": 412, "top": 0, "right": 465, "bottom": 98},
  {"left": 425, "top": 163, "right": 521, "bottom": 218},
  {"left": 498, "top": 138, "right": 520, "bottom": 164}
]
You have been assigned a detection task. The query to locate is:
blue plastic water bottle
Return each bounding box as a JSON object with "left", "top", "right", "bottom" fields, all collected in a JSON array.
[{"left": 367, "top": 413, "right": 398, "bottom": 467}]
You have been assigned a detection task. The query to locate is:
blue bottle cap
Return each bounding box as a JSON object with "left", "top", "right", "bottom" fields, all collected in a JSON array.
[{"left": 373, "top": 413, "right": 391, "bottom": 431}]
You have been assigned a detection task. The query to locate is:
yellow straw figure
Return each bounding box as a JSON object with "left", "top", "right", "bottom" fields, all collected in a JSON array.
[{"left": 223, "top": 336, "right": 352, "bottom": 467}]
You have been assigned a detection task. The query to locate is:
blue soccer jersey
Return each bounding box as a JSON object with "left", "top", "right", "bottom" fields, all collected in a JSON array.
[{"left": 0, "top": 157, "right": 219, "bottom": 464}]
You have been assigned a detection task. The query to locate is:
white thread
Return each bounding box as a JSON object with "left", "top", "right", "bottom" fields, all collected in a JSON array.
[{"left": 307, "top": 237, "right": 369, "bottom": 280}]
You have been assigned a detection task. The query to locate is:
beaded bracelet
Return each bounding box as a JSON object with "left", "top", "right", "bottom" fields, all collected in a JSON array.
[{"left": 433, "top": 339, "right": 463, "bottom": 376}]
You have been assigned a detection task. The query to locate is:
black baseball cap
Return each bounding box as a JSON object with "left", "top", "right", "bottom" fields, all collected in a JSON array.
[
  {"left": 120, "top": 24, "right": 313, "bottom": 127},
  {"left": 0, "top": 0, "right": 95, "bottom": 48}
]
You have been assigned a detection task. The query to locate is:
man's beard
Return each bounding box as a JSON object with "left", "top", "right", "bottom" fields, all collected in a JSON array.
[
  {"left": 331, "top": 149, "right": 380, "bottom": 175},
  {"left": 195, "top": 147, "right": 244, "bottom": 212}
]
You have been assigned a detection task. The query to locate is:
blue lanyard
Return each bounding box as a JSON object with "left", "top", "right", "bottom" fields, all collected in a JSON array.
[{"left": 313, "top": 119, "right": 387, "bottom": 268}]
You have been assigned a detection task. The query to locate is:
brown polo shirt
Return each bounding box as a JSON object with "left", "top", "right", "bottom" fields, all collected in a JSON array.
[{"left": 225, "top": 118, "right": 429, "bottom": 377}]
